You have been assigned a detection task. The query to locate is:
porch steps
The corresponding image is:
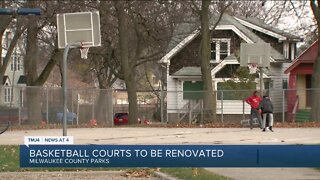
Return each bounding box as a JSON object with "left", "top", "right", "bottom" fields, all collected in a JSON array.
[{"left": 295, "top": 109, "right": 311, "bottom": 122}]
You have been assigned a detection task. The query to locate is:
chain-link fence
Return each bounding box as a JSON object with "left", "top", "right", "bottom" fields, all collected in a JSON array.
[
  {"left": 166, "top": 88, "right": 315, "bottom": 124},
  {"left": 0, "top": 86, "right": 113, "bottom": 127},
  {"left": 0, "top": 86, "right": 317, "bottom": 127},
  {"left": 0, "top": 86, "right": 163, "bottom": 127}
]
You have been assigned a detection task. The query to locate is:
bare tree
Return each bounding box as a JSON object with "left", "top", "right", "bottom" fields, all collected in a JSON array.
[
  {"left": 190, "top": 0, "right": 231, "bottom": 123},
  {"left": 310, "top": 0, "right": 320, "bottom": 121}
]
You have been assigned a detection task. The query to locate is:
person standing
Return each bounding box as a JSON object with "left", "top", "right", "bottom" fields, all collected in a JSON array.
[
  {"left": 245, "top": 91, "right": 263, "bottom": 129},
  {"left": 259, "top": 95, "right": 274, "bottom": 132}
]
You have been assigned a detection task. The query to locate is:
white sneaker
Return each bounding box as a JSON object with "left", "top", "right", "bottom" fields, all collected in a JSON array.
[{"left": 265, "top": 127, "right": 269, "bottom": 131}]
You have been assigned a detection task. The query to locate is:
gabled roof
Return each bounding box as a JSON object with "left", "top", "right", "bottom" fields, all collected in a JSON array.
[
  {"left": 160, "top": 13, "right": 291, "bottom": 63},
  {"left": 172, "top": 67, "right": 202, "bottom": 77},
  {"left": 234, "top": 16, "right": 302, "bottom": 41},
  {"left": 285, "top": 40, "right": 318, "bottom": 74}
]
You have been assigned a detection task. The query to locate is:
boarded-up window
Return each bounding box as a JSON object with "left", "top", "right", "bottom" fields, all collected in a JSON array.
[{"left": 183, "top": 81, "right": 203, "bottom": 100}]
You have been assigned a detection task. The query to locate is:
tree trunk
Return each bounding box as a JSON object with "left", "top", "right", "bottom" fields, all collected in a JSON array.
[
  {"left": 94, "top": 89, "right": 113, "bottom": 126},
  {"left": 311, "top": 41, "right": 320, "bottom": 121},
  {"left": 200, "top": 0, "right": 216, "bottom": 123},
  {"left": 115, "top": 1, "right": 138, "bottom": 124},
  {"left": 310, "top": 0, "right": 320, "bottom": 121},
  {"left": 24, "top": 15, "right": 42, "bottom": 124}
]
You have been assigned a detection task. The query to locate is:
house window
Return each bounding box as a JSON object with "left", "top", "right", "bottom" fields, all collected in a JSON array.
[
  {"left": 282, "top": 79, "right": 288, "bottom": 89},
  {"left": 11, "top": 55, "right": 21, "bottom": 71},
  {"left": 4, "top": 83, "right": 13, "bottom": 103},
  {"left": 211, "top": 39, "right": 230, "bottom": 62}
]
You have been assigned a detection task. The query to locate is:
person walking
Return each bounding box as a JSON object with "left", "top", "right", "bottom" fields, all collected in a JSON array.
[
  {"left": 259, "top": 95, "right": 274, "bottom": 132},
  {"left": 245, "top": 91, "right": 263, "bottom": 129}
]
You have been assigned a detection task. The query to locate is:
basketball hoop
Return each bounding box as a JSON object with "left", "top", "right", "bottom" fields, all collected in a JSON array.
[
  {"left": 80, "top": 45, "right": 90, "bottom": 59},
  {"left": 248, "top": 63, "right": 258, "bottom": 74}
]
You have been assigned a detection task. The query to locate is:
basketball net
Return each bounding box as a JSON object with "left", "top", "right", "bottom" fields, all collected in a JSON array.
[
  {"left": 80, "top": 47, "right": 89, "bottom": 59},
  {"left": 248, "top": 63, "right": 258, "bottom": 74}
]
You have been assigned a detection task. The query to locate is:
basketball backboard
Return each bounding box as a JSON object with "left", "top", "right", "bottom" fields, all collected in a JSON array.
[
  {"left": 57, "top": 11, "right": 101, "bottom": 49},
  {"left": 240, "top": 43, "right": 270, "bottom": 68}
]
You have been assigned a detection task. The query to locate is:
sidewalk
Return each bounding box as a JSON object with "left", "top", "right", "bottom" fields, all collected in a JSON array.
[{"left": 206, "top": 168, "right": 320, "bottom": 180}]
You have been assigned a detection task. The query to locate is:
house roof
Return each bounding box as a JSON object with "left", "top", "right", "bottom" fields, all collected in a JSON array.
[
  {"left": 172, "top": 66, "right": 202, "bottom": 76},
  {"left": 234, "top": 16, "right": 302, "bottom": 41},
  {"left": 285, "top": 40, "right": 318, "bottom": 74},
  {"left": 160, "top": 13, "right": 292, "bottom": 63}
]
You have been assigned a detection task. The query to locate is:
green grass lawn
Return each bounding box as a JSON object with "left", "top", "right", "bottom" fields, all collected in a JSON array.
[
  {"left": 161, "top": 168, "right": 229, "bottom": 180},
  {"left": 0, "top": 145, "right": 20, "bottom": 171},
  {"left": 0, "top": 145, "right": 229, "bottom": 179}
]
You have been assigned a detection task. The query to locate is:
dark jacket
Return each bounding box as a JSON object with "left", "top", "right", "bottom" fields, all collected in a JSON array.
[{"left": 259, "top": 97, "right": 273, "bottom": 113}]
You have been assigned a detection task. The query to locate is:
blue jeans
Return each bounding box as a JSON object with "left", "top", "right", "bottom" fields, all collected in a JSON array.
[{"left": 250, "top": 108, "right": 262, "bottom": 128}]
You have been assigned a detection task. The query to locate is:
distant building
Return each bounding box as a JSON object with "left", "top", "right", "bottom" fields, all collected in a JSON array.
[{"left": 1, "top": 29, "right": 26, "bottom": 107}]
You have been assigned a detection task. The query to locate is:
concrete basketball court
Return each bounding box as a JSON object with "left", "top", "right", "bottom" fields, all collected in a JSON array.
[
  {"left": 1, "top": 127, "right": 320, "bottom": 145},
  {"left": 1, "top": 127, "right": 320, "bottom": 180}
]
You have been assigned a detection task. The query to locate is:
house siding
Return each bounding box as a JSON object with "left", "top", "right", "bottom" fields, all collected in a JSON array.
[
  {"left": 217, "top": 100, "right": 251, "bottom": 114},
  {"left": 251, "top": 29, "right": 283, "bottom": 54},
  {"left": 268, "top": 63, "right": 290, "bottom": 114},
  {"left": 169, "top": 30, "right": 242, "bottom": 76},
  {"left": 212, "top": 30, "right": 243, "bottom": 54},
  {"left": 169, "top": 36, "right": 201, "bottom": 75}
]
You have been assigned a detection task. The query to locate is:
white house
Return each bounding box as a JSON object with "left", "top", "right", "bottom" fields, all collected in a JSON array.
[
  {"left": 159, "top": 14, "right": 302, "bottom": 123},
  {"left": 1, "top": 29, "right": 26, "bottom": 107}
]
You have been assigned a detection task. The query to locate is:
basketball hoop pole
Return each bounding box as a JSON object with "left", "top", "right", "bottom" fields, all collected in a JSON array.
[{"left": 62, "top": 43, "right": 81, "bottom": 136}]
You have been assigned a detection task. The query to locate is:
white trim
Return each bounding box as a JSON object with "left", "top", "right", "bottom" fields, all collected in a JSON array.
[
  {"left": 283, "top": 42, "right": 289, "bottom": 59},
  {"left": 160, "top": 24, "right": 255, "bottom": 64},
  {"left": 211, "top": 59, "right": 239, "bottom": 76},
  {"left": 159, "top": 29, "right": 200, "bottom": 63},
  {"left": 210, "top": 38, "right": 231, "bottom": 63},
  {"left": 234, "top": 17, "right": 287, "bottom": 41},
  {"left": 214, "top": 25, "right": 253, "bottom": 43}
]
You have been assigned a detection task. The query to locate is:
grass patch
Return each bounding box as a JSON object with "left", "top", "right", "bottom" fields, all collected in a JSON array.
[
  {"left": 0, "top": 145, "right": 20, "bottom": 171},
  {"left": 160, "top": 168, "right": 229, "bottom": 180}
]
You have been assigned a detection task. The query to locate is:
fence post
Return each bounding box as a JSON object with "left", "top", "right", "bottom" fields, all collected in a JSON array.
[
  {"left": 77, "top": 93, "right": 80, "bottom": 125},
  {"left": 92, "top": 93, "right": 95, "bottom": 120},
  {"left": 46, "top": 88, "right": 49, "bottom": 124},
  {"left": 18, "top": 87, "right": 21, "bottom": 126},
  {"left": 282, "top": 89, "right": 285, "bottom": 123},
  {"left": 242, "top": 99, "right": 245, "bottom": 121},
  {"left": 160, "top": 82, "right": 164, "bottom": 124},
  {"left": 221, "top": 90, "right": 224, "bottom": 123}
]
